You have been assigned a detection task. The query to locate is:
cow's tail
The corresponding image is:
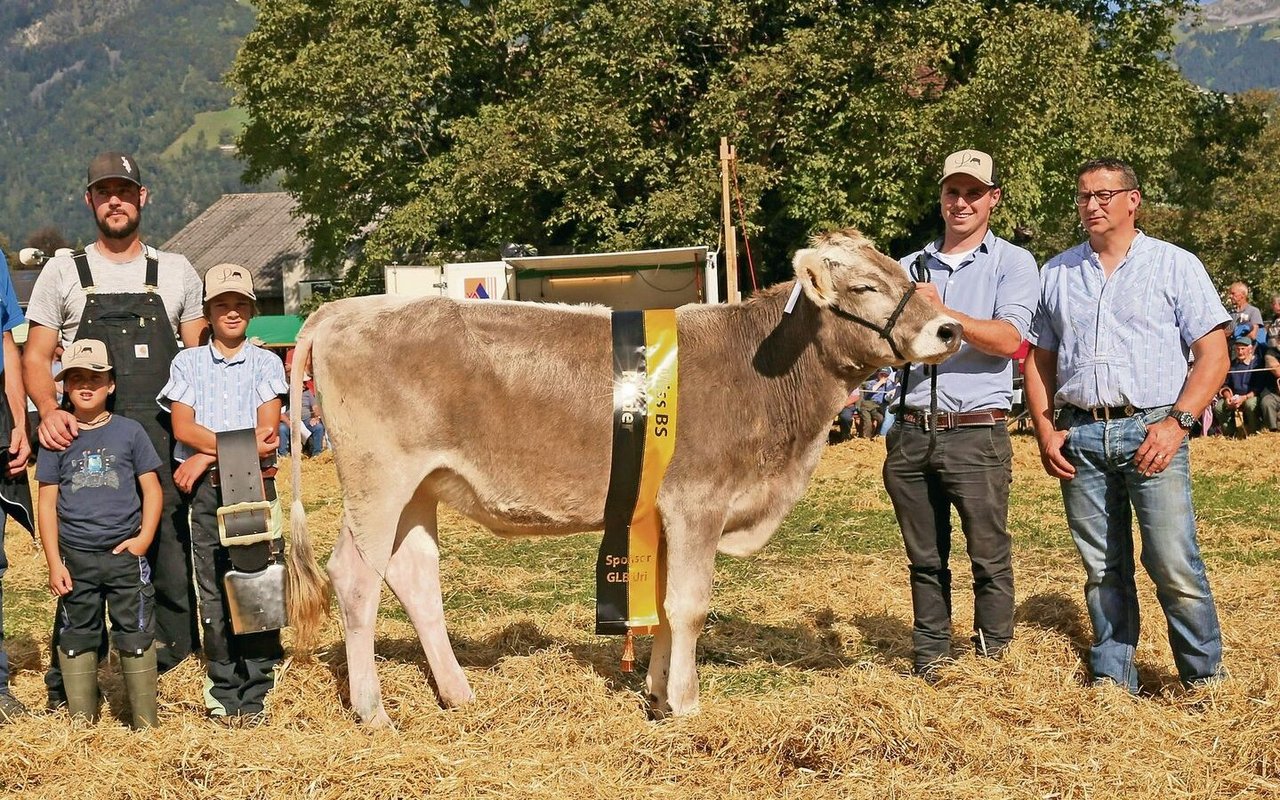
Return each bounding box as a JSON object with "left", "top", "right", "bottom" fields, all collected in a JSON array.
[{"left": 285, "top": 329, "right": 331, "bottom": 653}]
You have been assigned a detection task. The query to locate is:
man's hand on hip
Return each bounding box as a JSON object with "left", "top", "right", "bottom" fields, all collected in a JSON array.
[
  {"left": 1035, "top": 428, "right": 1076, "bottom": 480},
  {"left": 37, "top": 408, "right": 78, "bottom": 451},
  {"left": 1134, "top": 417, "right": 1186, "bottom": 477}
]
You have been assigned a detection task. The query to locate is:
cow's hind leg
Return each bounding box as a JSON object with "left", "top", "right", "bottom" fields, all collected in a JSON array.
[
  {"left": 383, "top": 496, "right": 474, "bottom": 708},
  {"left": 328, "top": 518, "right": 394, "bottom": 728}
]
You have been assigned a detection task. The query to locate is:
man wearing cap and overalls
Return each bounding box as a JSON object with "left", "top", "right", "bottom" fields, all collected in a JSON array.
[
  {"left": 23, "top": 151, "right": 206, "bottom": 706},
  {"left": 883, "top": 149, "right": 1039, "bottom": 682}
]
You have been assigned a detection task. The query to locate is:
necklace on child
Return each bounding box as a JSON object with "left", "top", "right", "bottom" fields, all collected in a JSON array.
[{"left": 78, "top": 411, "right": 112, "bottom": 429}]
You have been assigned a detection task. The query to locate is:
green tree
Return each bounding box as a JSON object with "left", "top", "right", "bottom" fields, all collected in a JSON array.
[
  {"left": 1156, "top": 94, "right": 1280, "bottom": 299},
  {"left": 231, "top": 0, "right": 1202, "bottom": 292}
]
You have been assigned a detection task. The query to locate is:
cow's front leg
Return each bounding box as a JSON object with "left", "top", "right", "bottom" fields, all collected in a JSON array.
[
  {"left": 659, "top": 533, "right": 718, "bottom": 717},
  {"left": 644, "top": 623, "right": 672, "bottom": 717},
  {"left": 328, "top": 520, "right": 394, "bottom": 729},
  {"left": 384, "top": 501, "right": 474, "bottom": 709}
]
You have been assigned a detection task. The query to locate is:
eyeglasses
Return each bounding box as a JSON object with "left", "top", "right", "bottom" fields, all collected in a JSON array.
[{"left": 1075, "top": 188, "right": 1138, "bottom": 207}]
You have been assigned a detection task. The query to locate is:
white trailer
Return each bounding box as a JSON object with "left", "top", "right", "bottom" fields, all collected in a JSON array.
[{"left": 384, "top": 246, "right": 717, "bottom": 310}]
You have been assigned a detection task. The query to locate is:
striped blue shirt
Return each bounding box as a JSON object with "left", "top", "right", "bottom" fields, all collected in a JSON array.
[
  {"left": 1027, "top": 232, "right": 1230, "bottom": 410},
  {"left": 898, "top": 231, "right": 1040, "bottom": 412},
  {"left": 157, "top": 342, "right": 288, "bottom": 462}
]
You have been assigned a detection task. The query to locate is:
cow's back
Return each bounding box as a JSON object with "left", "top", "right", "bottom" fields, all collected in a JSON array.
[{"left": 305, "top": 295, "right": 616, "bottom": 535}]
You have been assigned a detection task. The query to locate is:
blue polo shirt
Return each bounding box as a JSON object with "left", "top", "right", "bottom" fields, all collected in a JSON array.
[
  {"left": 157, "top": 341, "right": 288, "bottom": 462},
  {"left": 0, "top": 253, "right": 27, "bottom": 371},
  {"left": 1028, "top": 232, "right": 1230, "bottom": 410},
  {"left": 897, "top": 230, "right": 1039, "bottom": 412}
]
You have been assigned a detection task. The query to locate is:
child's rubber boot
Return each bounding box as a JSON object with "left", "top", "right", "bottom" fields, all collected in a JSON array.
[
  {"left": 56, "top": 649, "right": 99, "bottom": 722},
  {"left": 120, "top": 644, "right": 158, "bottom": 729}
]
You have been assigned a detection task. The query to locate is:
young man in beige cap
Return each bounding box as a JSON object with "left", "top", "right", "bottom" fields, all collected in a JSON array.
[
  {"left": 159, "top": 265, "right": 287, "bottom": 721},
  {"left": 24, "top": 151, "right": 206, "bottom": 705},
  {"left": 883, "top": 149, "right": 1039, "bottom": 681},
  {"left": 35, "top": 339, "right": 164, "bottom": 727}
]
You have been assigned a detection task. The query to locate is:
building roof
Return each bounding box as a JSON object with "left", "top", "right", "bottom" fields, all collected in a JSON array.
[{"left": 161, "top": 192, "right": 307, "bottom": 299}]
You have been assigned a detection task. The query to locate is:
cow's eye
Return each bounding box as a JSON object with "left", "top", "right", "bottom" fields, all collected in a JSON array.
[{"left": 851, "top": 284, "right": 876, "bottom": 294}]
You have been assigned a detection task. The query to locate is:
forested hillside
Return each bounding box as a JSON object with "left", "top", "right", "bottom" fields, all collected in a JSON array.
[
  {"left": 0, "top": 0, "right": 263, "bottom": 250},
  {"left": 1175, "top": 0, "right": 1280, "bottom": 91}
]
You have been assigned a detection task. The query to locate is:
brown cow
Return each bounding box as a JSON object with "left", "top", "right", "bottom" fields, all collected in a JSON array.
[{"left": 285, "top": 229, "right": 961, "bottom": 727}]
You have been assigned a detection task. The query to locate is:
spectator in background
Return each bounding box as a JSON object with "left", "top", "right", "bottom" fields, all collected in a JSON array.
[
  {"left": 300, "top": 377, "right": 326, "bottom": 457},
  {"left": 1214, "top": 336, "right": 1268, "bottom": 437},
  {"left": 1228, "top": 282, "right": 1264, "bottom": 342},
  {"left": 1258, "top": 338, "right": 1280, "bottom": 432},
  {"left": 856, "top": 368, "right": 896, "bottom": 439},
  {"left": 1266, "top": 295, "right": 1280, "bottom": 345},
  {"left": 834, "top": 388, "right": 860, "bottom": 443}
]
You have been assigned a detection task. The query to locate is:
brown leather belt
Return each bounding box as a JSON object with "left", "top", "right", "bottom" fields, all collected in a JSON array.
[
  {"left": 1070, "top": 404, "right": 1144, "bottom": 421},
  {"left": 901, "top": 409, "right": 1006, "bottom": 431}
]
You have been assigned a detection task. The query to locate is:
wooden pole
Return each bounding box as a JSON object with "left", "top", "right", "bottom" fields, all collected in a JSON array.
[{"left": 720, "top": 137, "right": 739, "bottom": 303}]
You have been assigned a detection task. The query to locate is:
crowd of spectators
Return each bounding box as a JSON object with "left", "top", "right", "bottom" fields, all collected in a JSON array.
[{"left": 1204, "top": 284, "right": 1280, "bottom": 438}]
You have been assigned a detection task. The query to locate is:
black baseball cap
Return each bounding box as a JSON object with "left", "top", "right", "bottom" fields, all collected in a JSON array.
[{"left": 86, "top": 151, "right": 142, "bottom": 189}]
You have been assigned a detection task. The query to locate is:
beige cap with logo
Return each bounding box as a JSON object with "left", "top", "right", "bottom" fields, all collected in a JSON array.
[
  {"left": 55, "top": 339, "right": 113, "bottom": 381},
  {"left": 204, "top": 263, "right": 257, "bottom": 301},
  {"left": 940, "top": 149, "right": 998, "bottom": 187}
]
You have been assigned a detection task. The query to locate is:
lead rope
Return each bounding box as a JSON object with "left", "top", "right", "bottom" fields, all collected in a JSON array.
[{"left": 896, "top": 253, "right": 940, "bottom": 463}]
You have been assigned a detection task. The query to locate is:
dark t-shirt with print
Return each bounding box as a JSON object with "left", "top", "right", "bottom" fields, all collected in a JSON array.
[{"left": 36, "top": 415, "right": 163, "bottom": 552}]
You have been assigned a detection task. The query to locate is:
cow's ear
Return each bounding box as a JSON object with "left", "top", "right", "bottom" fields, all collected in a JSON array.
[{"left": 793, "top": 248, "right": 837, "bottom": 307}]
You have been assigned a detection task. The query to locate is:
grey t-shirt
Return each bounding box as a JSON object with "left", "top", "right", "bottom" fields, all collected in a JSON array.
[
  {"left": 35, "top": 415, "right": 164, "bottom": 551},
  {"left": 25, "top": 243, "right": 204, "bottom": 347}
]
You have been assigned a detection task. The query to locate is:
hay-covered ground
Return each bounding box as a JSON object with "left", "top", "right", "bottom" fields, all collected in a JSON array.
[{"left": 0, "top": 434, "right": 1277, "bottom": 799}]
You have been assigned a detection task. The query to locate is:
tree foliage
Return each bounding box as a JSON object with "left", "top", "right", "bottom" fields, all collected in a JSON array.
[
  {"left": 233, "top": 0, "right": 1209, "bottom": 291},
  {"left": 0, "top": 0, "right": 262, "bottom": 245},
  {"left": 1146, "top": 91, "right": 1280, "bottom": 300}
]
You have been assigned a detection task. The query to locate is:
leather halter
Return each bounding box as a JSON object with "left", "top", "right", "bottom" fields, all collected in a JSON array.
[{"left": 829, "top": 282, "right": 918, "bottom": 362}]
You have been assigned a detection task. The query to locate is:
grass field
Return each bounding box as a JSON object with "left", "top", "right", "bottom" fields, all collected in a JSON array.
[
  {"left": 162, "top": 107, "right": 249, "bottom": 158},
  {"left": 0, "top": 433, "right": 1276, "bottom": 798}
]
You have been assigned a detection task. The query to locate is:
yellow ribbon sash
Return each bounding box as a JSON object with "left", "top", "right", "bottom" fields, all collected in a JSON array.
[{"left": 596, "top": 309, "right": 678, "bottom": 637}]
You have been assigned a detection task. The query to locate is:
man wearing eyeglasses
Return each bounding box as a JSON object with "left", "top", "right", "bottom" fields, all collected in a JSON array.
[
  {"left": 1023, "top": 157, "right": 1230, "bottom": 693},
  {"left": 883, "top": 149, "right": 1038, "bottom": 682}
]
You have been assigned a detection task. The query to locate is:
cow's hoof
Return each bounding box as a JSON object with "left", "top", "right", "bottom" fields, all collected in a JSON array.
[
  {"left": 363, "top": 707, "right": 396, "bottom": 731},
  {"left": 437, "top": 685, "right": 476, "bottom": 709},
  {"left": 645, "top": 694, "right": 671, "bottom": 721}
]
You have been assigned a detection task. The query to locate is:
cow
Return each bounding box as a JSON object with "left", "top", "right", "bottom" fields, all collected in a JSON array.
[{"left": 284, "top": 228, "right": 962, "bottom": 728}]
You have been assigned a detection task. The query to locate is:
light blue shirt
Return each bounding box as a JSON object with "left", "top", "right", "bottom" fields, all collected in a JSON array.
[
  {"left": 898, "top": 231, "right": 1039, "bottom": 412},
  {"left": 157, "top": 342, "right": 288, "bottom": 462},
  {"left": 0, "top": 252, "right": 27, "bottom": 373},
  {"left": 1027, "top": 232, "right": 1230, "bottom": 410}
]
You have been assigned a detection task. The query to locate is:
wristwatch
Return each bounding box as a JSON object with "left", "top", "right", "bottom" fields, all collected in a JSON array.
[{"left": 1168, "top": 408, "right": 1196, "bottom": 431}]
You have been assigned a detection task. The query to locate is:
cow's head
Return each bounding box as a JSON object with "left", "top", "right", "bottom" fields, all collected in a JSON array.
[{"left": 794, "top": 228, "right": 961, "bottom": 372}]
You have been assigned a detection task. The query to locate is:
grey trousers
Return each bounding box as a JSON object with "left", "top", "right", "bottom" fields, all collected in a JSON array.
[{"left": 883, "top": 422, "right": 1015, "bottom": 670}]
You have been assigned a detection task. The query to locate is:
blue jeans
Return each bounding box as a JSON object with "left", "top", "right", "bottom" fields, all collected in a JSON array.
[
  {"left": 278, "top": 420, "right": 326, "bottom": 456},
  {"left": 304, "top": 420, "right": 326, "bottom": 456},
  {"left": 1059, "top": 406, "right": 1222, "bottom": 691}
]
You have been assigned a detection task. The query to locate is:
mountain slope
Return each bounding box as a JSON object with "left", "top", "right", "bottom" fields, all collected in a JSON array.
[
  {"left": 1175, "top": 0, "right": 1280, "bottom": 91},
  {"left": 0, "top": 0, "right": 262, "bottom": 248}
]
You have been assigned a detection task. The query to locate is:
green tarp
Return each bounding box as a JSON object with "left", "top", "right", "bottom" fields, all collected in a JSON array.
[{"left": 247, "top": 314, "right": 304, "bottom": 347}]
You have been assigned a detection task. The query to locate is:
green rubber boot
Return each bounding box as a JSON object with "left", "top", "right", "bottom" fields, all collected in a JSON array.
[
  {"left": 56, "top": 649, "right": 99, "bottom": 722},
  {"left": 120, "top": 644, "right": 158, "bottom": 729},
  {"left": 119, "top": 642, "right": 158, "bottom": 732}
]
